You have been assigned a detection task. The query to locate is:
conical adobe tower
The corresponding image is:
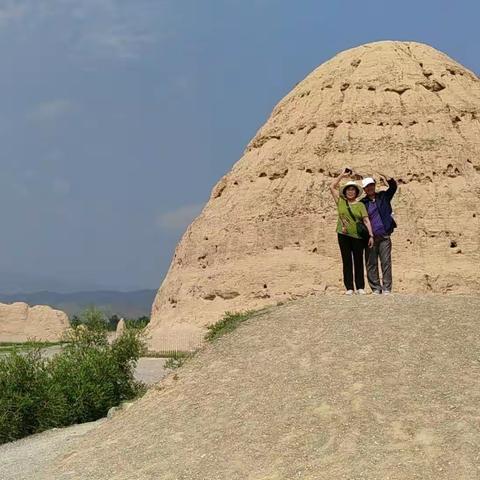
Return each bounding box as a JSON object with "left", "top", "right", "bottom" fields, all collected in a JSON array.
[{"left": 149, "top": 41, "right": 480, "bottom": 350}]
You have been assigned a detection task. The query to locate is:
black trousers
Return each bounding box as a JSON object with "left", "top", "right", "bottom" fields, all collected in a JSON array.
[{"left": 337, "top": 233, "right": 366, "bottom": 290}]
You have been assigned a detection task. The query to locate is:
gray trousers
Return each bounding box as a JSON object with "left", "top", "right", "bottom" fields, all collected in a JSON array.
[{"left": 365, "top": 236, "right": 392, "bottom": 292}]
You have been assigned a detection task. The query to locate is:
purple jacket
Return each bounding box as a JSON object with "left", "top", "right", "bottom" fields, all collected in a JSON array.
[{"left": 361, "top": 178, "right": 397, "bottom": 235}]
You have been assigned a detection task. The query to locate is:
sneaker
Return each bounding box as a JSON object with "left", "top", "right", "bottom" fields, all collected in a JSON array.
[
  {"left": 345, "top": 290, "right": 354, "bottom": 295},
  {"left": 356, "top": 289, "right": 366, "bottom": 295},
  {"left": 383, "top": 290, "right": 391, "bottom": 295},
  {"left": 372, "top": 290, "right": 382, "bottom": 295}
]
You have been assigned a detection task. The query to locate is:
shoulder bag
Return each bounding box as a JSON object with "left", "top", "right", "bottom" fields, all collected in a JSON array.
[{"left": 345, "top": 200, "right": 370, "bottom": 241}]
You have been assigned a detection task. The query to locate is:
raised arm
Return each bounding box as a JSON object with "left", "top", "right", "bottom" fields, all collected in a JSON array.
[
  {"left": 378, "top": 172, "right": 397, "bottom": 200},
  {"left": 330, "top": 168, "right": 350, "bottom": 204}
]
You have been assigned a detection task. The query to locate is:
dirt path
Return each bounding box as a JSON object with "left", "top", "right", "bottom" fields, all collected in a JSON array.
[
  {"left": 3, "top": 295, "right": 480, "bottom": 479},
  {"left": 0, "top": 420, "right": 106, "bottom": 480}
]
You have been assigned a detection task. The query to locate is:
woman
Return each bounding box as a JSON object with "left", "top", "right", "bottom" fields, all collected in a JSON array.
[{"left": 330, "top": 168, "right": 374, "bottom": 295}]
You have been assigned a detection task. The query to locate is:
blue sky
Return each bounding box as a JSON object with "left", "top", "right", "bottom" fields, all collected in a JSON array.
[{"left": 0, "top": 0, "right": 478, "bottom": 292}]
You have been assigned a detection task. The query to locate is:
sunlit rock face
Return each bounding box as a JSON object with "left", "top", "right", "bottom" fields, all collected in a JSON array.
[{"left": 149, "top": 41, "right": 480, "bottom": 350}]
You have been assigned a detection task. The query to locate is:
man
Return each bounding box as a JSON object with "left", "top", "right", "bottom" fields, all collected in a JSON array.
[{"left": 361, "top": 174, "right": 397, "bottom": 294}]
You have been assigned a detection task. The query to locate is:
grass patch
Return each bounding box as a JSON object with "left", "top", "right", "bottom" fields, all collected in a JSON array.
[
  {"left": 143, "top": 350, "right": 193, "bottom": 359},
  {"left": 205, "top": 309, "right": 265, "bottom": 342},
  {"left": 0, "top": 341, "right": 67, "bottom": 355},
  {"left": 0, "top": 341, "right": 65, "bottom": 348},
  {"left": 164, "top": 354, "right": 193, "bottom": 370}
]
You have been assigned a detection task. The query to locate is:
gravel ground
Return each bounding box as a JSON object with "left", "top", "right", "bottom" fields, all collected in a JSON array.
[
  {"left": 3, "top": 295, "right": 480, "bottom": 480},
  {"left": 0, "top": 420, "right": 106, "bottom": 480}
]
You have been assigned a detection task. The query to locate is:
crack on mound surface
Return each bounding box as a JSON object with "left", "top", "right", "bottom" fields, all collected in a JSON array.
[
  {"left": 202, "top": 293, "right": 216, "bottom": 300},
  {"left": 293, "top": 123, "right": 317, "bottom": 135},
  {"left": 248, "top": 134, "right": 282, "bottom": 150},
  {"left": 202, "top": 290, "right": 240, "bottom": 301},
  {"left": 451, "top": 115, "right": 462, "bottom": 134},
  {"left": 385, "top": 86, "right": 411, "bottom": 95},
  {"left": 217, "top": 291, "right": 240, "bottom": 300},
  {"left": 445, "top": 164, "right": 461, "bottom": 177},
  {"left": 420, "top": 79, "right": 445, "bottom": 92},
  {"left": 213, "top": 182, "right": 226, "bottom": 199},
  {"left": 398, "top": 166, "right": 462, "bottom": 184},
  {"left": 445, "top": 65, "right": 468, "bottom": 77},
  {"left": 268, "top": 169, "right": 288, "bottom": 180}
]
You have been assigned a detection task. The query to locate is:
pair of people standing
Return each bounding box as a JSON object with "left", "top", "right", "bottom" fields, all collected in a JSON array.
[{"left": 330, "top": 168, "right": 397, "bottom": 295}]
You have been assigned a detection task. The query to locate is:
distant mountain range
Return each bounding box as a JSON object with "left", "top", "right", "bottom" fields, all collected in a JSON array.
[
  {"left": 0, "top": 290, "right": 157, "bottom": 319},
  {"left": 0, "top": 271, "right": 113, "bottom": 294}
]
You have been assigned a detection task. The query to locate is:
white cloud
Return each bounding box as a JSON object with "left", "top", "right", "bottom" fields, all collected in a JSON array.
[
  {"left": 27, "top": 100, "right": 75, "bottom": 122},
  {"left": 156, "top": 203, "right": 204, "bottom": 231}
]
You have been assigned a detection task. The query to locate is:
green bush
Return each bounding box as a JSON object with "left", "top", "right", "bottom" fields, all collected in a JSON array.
[
  {"left": 0, "top": 348, "right": 68, "bottom": 443},
  {"left": 0, "top": 309, "right": 146, "bottom": 445},
  {"left": 70, "top": 309, "right": 150, "bottom": 332},
  {"left": 69, "top": 307, "right": 114, "bottom": 330},
  {"left": 125, "top": 316, "right": 150, "bottom": 330}
]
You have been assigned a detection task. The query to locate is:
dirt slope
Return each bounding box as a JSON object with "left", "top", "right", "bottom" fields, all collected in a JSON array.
[{"left": 42, "top": 295, "right": 480, "bottom": 479}]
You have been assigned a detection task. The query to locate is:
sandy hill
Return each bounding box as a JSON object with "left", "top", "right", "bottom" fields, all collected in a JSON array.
[
  {"left": 149, "top": 40, "right": 480, "bottom": 351},
  {"left": 40, "top": 294, "right": 480, "bottom": 479}
]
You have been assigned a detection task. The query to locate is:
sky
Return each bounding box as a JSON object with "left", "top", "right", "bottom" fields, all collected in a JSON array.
[{"left": 0, "top": 0, "right": 478, "bottom": 292}]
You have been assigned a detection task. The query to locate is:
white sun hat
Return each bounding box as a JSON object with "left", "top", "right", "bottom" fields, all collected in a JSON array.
[
  {"left": 361, "top": 177, "right": 376, "bottom": 188},
  {"left": 342, "top": 181, "right": 360, "bottom": 197}
]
